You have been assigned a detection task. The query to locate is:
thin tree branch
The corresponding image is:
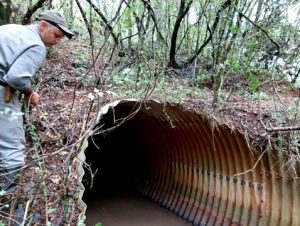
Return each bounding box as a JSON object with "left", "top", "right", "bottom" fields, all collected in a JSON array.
[
  {"left": 140, "top": 0, "right": 167, "bottom": 47},
  {"left": 266, "top": 126, "right": 300, "bottom": 132},
  {"left": 109, "top": 0, "right": 126, "bottom": 25},
  {"left": 75, "top": 0, "right": 92, "bottom": 42},
  {"left": 85, "top": 0, "right": 119, "bottom": 45},
  {"left": 236, "top": 10, "right": 280, "bottom": 57},
  {"left": 21, "top": 0, "right": 47, "bottom": 24},
  {"left": 185, "top": 0, "right": 233, "bottom": 67}
]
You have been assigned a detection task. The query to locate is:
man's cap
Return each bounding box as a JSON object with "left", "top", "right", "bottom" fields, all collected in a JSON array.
[{"left": 38, "top": 10, "right": 74, "bottom": 39}]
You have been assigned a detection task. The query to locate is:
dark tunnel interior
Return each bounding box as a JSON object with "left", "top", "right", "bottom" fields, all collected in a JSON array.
[
  {"left": 82, "top": 105, "right": 193, "bottom": 225},
  {"left": 83, "top": 109, "right": 146, "bottom": 197},
  {"left": 81, "top": 101, "right": 300, "bottom": 226}
]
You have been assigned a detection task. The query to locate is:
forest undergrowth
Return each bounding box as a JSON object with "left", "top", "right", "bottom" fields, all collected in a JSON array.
[{"left": 1, "top": 38, "right": 299, "bottom": 226}]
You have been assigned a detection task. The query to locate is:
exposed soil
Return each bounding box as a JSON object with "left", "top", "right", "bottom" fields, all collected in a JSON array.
[{"left": 1, "top": 39, "right": 299, "bottom": 225}]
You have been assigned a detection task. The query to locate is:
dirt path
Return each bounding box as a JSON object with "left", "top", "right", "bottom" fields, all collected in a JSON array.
[{"left": 84, "top": 193, "right": 193, "bottom": 226}]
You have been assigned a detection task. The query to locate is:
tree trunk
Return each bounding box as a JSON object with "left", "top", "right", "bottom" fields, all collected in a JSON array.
[
  {"left": 140, "top": 0, "right": 167, "bottom": 47},
  {"left": 85, "top": 0, "right": 119, "bottom": 46},
  {"left": 255, "top": 0, "right": 264, "bottom": 23},
  {"left": 0, "top": 0, "right": 12, "bottom": 25},
  {"left": 75, "top": 0, "right": 92, "bottom": 42},
  {"left": 185, "top": 0, "right": 233, "bottom": 67},
  {"left": 22, "top": 0, "right": 47, "bottom": 25},
  {"left": 168, "top": 0, "right": 194, "bottom": 69}
]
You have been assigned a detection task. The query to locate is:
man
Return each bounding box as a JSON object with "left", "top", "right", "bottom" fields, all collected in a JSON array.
[{"left": 0, "top": 10, "right": 74, "bottom": 193}]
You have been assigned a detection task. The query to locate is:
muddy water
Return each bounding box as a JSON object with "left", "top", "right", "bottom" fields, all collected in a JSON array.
[{"left": 84, "top": 192, "right": 192, "bottom": 226}]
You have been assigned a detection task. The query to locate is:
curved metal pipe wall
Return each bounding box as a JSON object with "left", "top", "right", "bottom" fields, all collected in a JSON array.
[{"left": 94, "top": 100, "right": 300, "bottom": 226}]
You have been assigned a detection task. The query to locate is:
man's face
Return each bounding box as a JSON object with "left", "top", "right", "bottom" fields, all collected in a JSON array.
[{"left": 39, "top": 21, "right": 65, "bottom": 47}]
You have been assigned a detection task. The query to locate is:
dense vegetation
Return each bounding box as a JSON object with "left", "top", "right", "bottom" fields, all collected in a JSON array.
[{"left": 2, "top": 1, "right": 300, "bottom": 90}]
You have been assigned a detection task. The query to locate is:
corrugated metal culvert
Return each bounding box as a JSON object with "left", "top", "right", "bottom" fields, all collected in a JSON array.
[{"left": 79, "top": 100, "right": 300, "bottom": 226}]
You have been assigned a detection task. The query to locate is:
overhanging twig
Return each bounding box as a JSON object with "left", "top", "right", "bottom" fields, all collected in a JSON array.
[{"left": 266, "top": 126, "right": 300, "bottom": 132}]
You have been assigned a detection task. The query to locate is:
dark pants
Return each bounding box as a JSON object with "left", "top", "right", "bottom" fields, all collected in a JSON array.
[
  {"left": 0, "top": 167, "right": 21, "bottom": 193},
  {"left": 0, "top": 86, "right": 25, "bottom": 171}
]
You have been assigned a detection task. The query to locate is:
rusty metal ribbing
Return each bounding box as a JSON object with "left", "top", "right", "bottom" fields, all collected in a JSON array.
[{"left": 89, "top": 100, "right": 300, "bottom": 226}]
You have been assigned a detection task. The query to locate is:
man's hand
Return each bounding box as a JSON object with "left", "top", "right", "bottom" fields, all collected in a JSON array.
[{"left": 25, "top": 91, "right": 39, "bottom": 106}]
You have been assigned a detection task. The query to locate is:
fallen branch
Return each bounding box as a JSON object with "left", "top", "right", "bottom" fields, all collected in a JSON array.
[
  {"left": 21, "top": 199, "right": 31, "bottom": 226},
  {"left": 234, "top": 148, "right": 268, "bottom": 177},
  {"left": 266, "top": 126, "right": 300, "bottom": 132}
]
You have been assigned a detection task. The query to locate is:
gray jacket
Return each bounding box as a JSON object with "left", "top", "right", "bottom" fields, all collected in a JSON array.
[
  {"left": 0, "top": 24, "right": 46, "bottom": 90},
  {"left": 0, "top": 24, "right": 46, "bottom": 170}
]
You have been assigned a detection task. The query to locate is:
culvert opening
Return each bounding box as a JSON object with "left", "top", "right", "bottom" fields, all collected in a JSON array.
[
  {"left": 83, "top": 101, "right": 194, "bottom": 225},
  {"left": 82, "top": 100, "right": 300, "bottom": 226}
]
